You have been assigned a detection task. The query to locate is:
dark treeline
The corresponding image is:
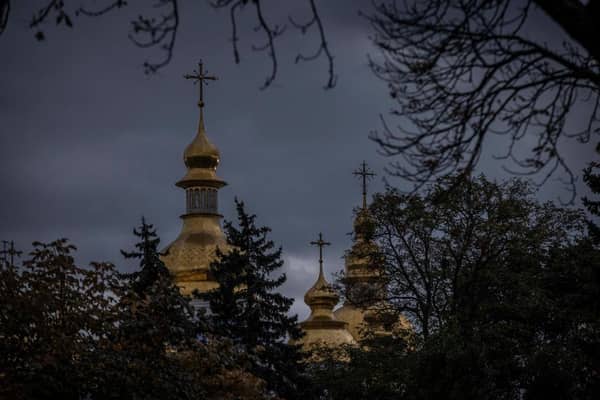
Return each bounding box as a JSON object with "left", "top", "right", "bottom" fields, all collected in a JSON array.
[
  {"left": 315, "top": 171, "right": 600, "bottom": 400},
  {"left": 1, "top": 167, "right": 599, "bottom": 399}
]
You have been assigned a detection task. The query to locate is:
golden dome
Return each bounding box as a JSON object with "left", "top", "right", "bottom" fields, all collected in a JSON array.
[
  {"left": 331, "top": 162, "right": 400, "bottom": 341},
  {"left": 183, "top": 116, "right": 220, "bottom": 170},
  {"left": 304, "top": 266, "right": 339, "bottom": 311},
  {"left": 296, "top": 235, "right": 356, "bottom": 351},
  {"left": 161, "top": 214, "right": 228, "bottom": 295},
  {"left": 333, "top": 304, "right": 367, "bottom": 340},
  {"left": 162, "top": 64, "right": 228, "bottom": 295}
]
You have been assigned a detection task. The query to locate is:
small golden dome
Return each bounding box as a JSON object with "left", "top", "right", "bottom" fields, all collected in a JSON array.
[
  {"left": 304, "top": 267, "right": 339, "bottom": 311},
  {"left": 183, "top": 118, "right": 220, "bottom": 169},
  {"left": 297, "top": 263, "right": 356, "bottom": 351}
]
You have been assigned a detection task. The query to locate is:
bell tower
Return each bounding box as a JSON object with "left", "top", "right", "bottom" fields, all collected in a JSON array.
[{"left": 162, "top": 62, "right": 228, "bottom": 295}]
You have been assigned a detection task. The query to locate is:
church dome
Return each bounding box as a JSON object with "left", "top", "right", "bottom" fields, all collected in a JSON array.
[
  {"left": 183, "top": 121, "right": 220, "bottom": 169},
  {"left": 295, "top": 234, "right": 356, "bottom": 352},
  {"left": 304, "top": 269, "right": 339, "bottom": 312}
]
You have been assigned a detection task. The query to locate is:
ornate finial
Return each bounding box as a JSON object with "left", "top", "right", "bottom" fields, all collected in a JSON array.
[
  {"left": 310, "top": 232, "right": 331, "bottom": 277},
  {"left": 0, "top": 240, "right": 21, "bottom": 267},
  {"left": 353, "top": 161, "right": 376, "bottom": 209},
  {"left": 184, "top": 61, "right": 218, "bottom": 129}
]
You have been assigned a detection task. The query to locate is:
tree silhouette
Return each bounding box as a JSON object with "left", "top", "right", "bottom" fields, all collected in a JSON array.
[
  {"left": 3, "top": 1, "right": 598, "bottom": 195},
  {"left": 367, "top": 0, "right": 600, "bottom": 201},
  {"left": 204, "top": 199, "right": 308, "bottom": 399},
  {"left": 3, "top": 0, "right": 335, "bottom": 89}
]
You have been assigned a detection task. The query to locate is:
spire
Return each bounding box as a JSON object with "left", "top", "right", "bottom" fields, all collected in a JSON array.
[
  {"left": 310, "top": 232, "right": 330, "bottom": 280},
  {"left": 305, "top": 233, "right": 336, "bottom": 312},
  {"left": 353, "top": 161, "right": 376, "bottom": 210},
  {"left": 297, "top": 233, "right": 356, "bottom": 350},
  {"left": 162, "top": 61, "right": 228, "bottom": 295},
  {"left": 178, "top": 61, "right": 225, "bottom": 180},
  {"left": 184, "top": 61, "right": 218, "bottom": 134}
]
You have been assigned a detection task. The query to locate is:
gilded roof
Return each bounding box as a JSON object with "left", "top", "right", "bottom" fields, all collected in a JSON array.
[
  {"left": 161, "top": 214, "right": 229, "bottom": 295},
  {"left": 304, "top": 266, "right": 339, "bottom": 309},
  {"left": 162, "top": 87, "right": 227, "bottom": 295},
  {"left": 333, "top": 304, "right": 367, "bottom": 341},
  {"left": 183, "top": 117, "right": 220, "bottom": 170},
  {"left": 297, "top": 261, "right": 355, "bottom": 350}
]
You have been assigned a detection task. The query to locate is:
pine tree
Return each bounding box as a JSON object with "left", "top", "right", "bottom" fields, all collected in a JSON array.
[
  {"left": 115, "top": 218, "right": 203, "bottom": 399},
  {"left": 118, "top": 217, "right": 197, "bottom": 350},
  {"left": 204, "top": 199, "right": 308, "bottom": 399},
  {"left": 121, "top": 216, "right": 171, "bottom": 295}
]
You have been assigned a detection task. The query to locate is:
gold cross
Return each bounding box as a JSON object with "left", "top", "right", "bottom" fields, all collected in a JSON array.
[
  {"left": 310, "top": 232, "right": 331, "bottom": 272},
  {"left": 353, "top": 161, "right": 376, "bottom": 209},
  {"left": 184, "top": 61, "right": 218, "bottom": 109}
]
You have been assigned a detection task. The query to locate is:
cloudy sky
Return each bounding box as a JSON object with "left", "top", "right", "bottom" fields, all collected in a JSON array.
[{"left": 1, "top": 0, "right": 596, "bottom": 319}]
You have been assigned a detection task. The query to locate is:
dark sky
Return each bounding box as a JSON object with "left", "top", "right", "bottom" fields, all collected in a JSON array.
[{"left": 1, "top": 1, "right": 596, "bottom": 319}]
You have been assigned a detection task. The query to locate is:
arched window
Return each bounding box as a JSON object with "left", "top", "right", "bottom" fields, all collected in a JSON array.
[{"left": 194, "top": 189, "right": 200, "bottom": 210}]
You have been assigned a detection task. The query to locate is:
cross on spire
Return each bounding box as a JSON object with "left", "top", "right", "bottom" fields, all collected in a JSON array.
[
  {"left": 0, "top": 240, "right": 21, "bottom": 268},
  {"left": 184, "top": 61, "right": 218, "bottom": 110},
  {"left": 310, "top": 232, "right": 331, "bottom": 276},
  {"left": 353, "top": 161, "right": 376, "bottom": 209}
]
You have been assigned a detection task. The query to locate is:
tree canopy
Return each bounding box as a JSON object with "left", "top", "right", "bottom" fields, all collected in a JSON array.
[
  {"left": 315, "top": 175, "right": 600, "bottom": 399},
  {"left": 0, "top": 220, "right": 268, "bottom": 400}
]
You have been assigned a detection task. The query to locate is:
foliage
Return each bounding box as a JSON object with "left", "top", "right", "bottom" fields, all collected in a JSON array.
[
  {"left": 0, "top": 219, "right": 267, "bottom": 400},
  {"left": 309, "top": 335, "right": 412, "bottom": 400},
  {"left": 369, "top": 175, "right": 585, "bottom": 339},
  {"left": 319, "top": 175, "right": 600, "bottom": 399},
  {"left": 0, "top": 239, "right": 122, "bottom": 399},
  {"left": 121, "top": 217, "right": 172, "bottom": 295},
  {"left": 583, "top": 151, "right": 600, "bottom": 242},
  {"left": 204, "top": 199, "right": 308, "bottom": 399}
]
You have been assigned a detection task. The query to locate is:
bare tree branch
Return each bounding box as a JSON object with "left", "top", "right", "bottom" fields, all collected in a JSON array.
[
  {"left": 0, "top": 0, "right": 9, "bottom": 35},
  {"left": 210, "top": 0, "right": 334, "bottom": 89},
  {"left": 6, "top": 0, "right": 336, "bottom": 88},
  {"left": 29, "top": 0, "right": 75, "bottom": 41},
  {"left": 77, "top": 0, "right": 127, "bottom": 17},
  {"left": 367, "top": 0, "right": 600, "bottom": 202},
  {"left": 289, "top": 0, "right": 336, "bottom": 89},
  {"left": 127, "top": 0, "right": 179, "bottom": 74}
]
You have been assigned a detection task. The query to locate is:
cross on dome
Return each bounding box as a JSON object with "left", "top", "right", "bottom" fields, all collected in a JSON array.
[
  {"left": 353, "top": 161, "right": 376, "bottom": 209},
  {"left": 184, "top": 61, "right": 218, "bottom": 109},
  {"left": 310, "top": 232, "right": 331, "bottom": 275}
]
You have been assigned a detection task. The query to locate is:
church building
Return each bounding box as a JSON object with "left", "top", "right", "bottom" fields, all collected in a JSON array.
[{"left": 162, "top": 63, "right": 401, "bottom": 349}]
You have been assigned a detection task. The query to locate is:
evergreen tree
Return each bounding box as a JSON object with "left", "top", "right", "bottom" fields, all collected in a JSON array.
[
  {"left": 117, "top": 217, "right": 270, "bottom": 400},
  {"left": 204, "top": 199, "right": 307, "bottom": 399},
  {"left": 121, "top": 217, "right": 171, "bottom": 295}
]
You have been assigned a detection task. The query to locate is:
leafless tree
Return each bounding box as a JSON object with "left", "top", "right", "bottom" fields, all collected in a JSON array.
[
  {"left": 4, "top": 0, "right": 335, "bottom": 89},
  {"left": 367, "top": 0, "right": 600, "bottom": 202}
]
